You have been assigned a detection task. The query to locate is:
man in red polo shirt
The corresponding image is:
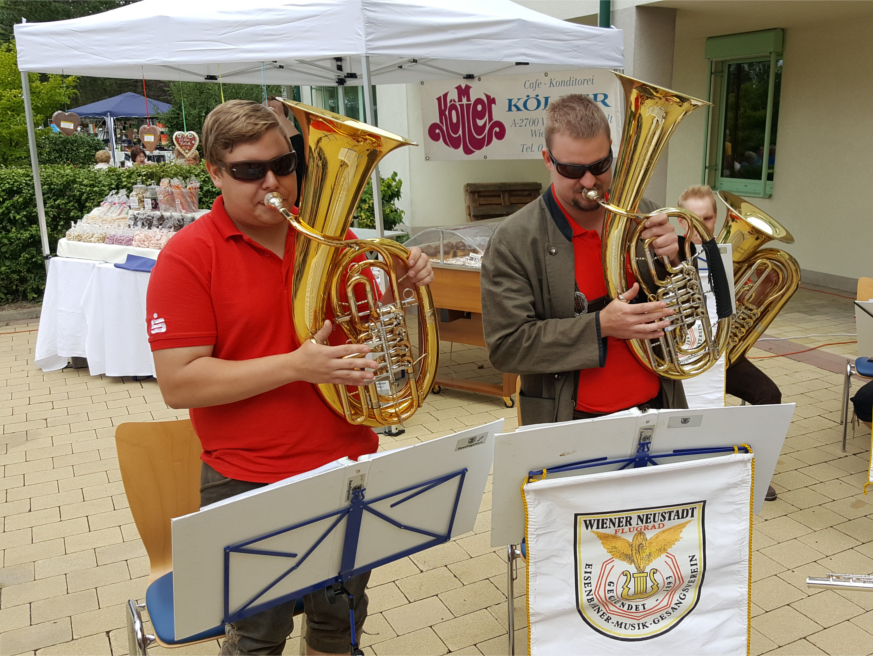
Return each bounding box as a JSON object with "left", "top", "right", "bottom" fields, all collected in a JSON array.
[
  {"left": 146, "top": 100, "right": 433, "bottom": 655},
  {"left": 481, "top": 94, "right": 688, "bottom": 425}
]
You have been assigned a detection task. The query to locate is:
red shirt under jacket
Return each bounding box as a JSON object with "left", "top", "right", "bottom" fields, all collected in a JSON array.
[
  {"left": 551, "top": 187, "right": 660, "bottom": 413},
  {"left": 146, "top": 195, "right": 378, "bottom": 483}
]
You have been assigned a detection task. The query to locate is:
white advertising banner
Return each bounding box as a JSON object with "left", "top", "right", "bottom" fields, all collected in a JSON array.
[
  {"left": 421, "top": 69, "right": 622, "bottom": 161},
  {"left": 523, "top": 453, "right": 752, "bottom": 655}
]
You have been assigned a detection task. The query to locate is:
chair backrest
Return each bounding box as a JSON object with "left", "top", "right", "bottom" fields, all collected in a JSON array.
[
  {"left": 116, "top": 420, "right": 202, "bottom": 585},
  {"left": 858, "top": 277, "right": 873, "bottom": 302}
]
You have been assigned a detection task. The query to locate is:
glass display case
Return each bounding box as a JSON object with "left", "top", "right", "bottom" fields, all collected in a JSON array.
[
  {"left": 405, "top": 221, "right": 500, "bottom": 269},
  {"left": 406, "top": 218, "right": 517, "bottom": 408}
]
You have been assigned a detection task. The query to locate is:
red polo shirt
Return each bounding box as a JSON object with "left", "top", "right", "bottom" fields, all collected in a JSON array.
[
  {"left": 146, "top": 195, "right": 378, "bottom": 483},
  {"left": 552, "top": 187, "right": 660, "bottom": 413}
]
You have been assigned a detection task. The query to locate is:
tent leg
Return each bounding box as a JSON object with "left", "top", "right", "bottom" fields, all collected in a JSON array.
[
  {"left": 360, "top": 56, "right": 385, "bottom": 238},
  {"left": 108, "top": 114, "right": 116, "bottom": 165},
  {"left": 20, "top": 70, "right": 51, "bottom": 273}
]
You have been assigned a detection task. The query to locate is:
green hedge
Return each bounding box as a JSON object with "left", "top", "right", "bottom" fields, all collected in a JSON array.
[
  {"left": 0, "top": 163, "right": 406, "bottom": 303},
  {"left": 0, "top": 163, "right": 218, "bottom": 303},
  {"left": 35, "top": 131, "right": 106, "bottom": 166}
]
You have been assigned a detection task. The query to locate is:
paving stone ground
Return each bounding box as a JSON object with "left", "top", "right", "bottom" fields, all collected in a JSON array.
[{"left": 0, "top": 285, "right": 869, "bottom": 655}]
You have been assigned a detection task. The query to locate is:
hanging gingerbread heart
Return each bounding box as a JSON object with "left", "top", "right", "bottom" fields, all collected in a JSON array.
[
  {"left": 139, "top": 125, "right": 161, "bottom": 152},
  {"left": 173, "top": 131, "right": 199, "bottom": 158},
  {"left": 52, "top": 111, "right": 81, "bottom": 136}
]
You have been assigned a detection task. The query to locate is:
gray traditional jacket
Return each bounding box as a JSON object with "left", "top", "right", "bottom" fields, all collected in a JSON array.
[{"left": 481, "top": 190, "right": 687, "bottom": 426}]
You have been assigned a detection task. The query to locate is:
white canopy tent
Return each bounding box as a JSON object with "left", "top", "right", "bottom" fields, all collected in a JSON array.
[{"left": 15, "top": 0, "right": 623, "bottom": 268}]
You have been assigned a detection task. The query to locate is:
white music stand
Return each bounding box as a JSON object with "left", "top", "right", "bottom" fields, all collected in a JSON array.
[
  {"left": 491, "top": 404, "right": 794, "bottom": 654},
  {"left": 171, "top": 420, "right": 502, "bottom": 649}
]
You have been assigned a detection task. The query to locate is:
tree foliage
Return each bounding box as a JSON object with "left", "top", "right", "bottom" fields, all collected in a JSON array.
[
  {"left": 0, "top": 43, "right": 77, "bottom": 166},
  {"left": 355, "top": 172, "right": 406, "bottom": 231}
]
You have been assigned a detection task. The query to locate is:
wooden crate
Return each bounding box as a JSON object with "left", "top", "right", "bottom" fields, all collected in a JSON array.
[{"left": 464, "top": 182, "right": 542, "bottom": 222}]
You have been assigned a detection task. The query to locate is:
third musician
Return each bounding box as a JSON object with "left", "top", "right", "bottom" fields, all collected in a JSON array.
[{"left": 676, "top": 184, "right": 779, "bottom": 501}]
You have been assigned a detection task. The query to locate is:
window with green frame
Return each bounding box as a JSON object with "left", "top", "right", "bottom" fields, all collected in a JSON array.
[
  {"left": 310, "top": 85, "right": 376, "bottom": 124},
  {"left": 702, "top": 29, "right": 784, "bottom": 198}
]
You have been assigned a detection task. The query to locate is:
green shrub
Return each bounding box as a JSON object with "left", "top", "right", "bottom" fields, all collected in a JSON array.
[
  {"left": 0, "top": 163, "right": 218, "bottom": 303},
  {"left": 355, "top": 171, "right": 406, "bottom": 231},
  {"left": 35, "top": 131, "right": 105, "bottom": 166}
]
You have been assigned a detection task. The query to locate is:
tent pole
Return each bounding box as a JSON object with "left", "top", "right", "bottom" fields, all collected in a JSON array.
[
  {"left": 108, "top": 114, "right": 116, "bottom": 165},
  {"left": 20, "top": 70, "right": 51, "bottom": 273},
  {"left": 361, "top": 55, "right": 384, "bottom": 238}
]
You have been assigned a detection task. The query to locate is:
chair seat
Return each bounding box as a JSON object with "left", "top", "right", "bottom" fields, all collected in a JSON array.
[
  {"left": 146, "top": 572, "right": 225, "bottom": 645},
  {"left": 146, "top": 571, "right": 306, "bottom": 645},
  {"left": 856, "top": 358, "right": 873, "bottom": 378}
]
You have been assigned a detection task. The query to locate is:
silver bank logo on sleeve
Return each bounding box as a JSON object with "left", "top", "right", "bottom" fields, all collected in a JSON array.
[
  {"left": 150, "top": 313, "right": 167, "bottom": 334},
  {"left": 575, "top": 501, "right": 705, "bottom": 641}
]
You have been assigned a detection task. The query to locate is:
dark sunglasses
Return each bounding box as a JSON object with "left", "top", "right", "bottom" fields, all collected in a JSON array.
[
  {"left": 216, "top": 151, "right": 297, "bottom": 182},
  {"left": 548, "top": 149, "right": 613, "bottom": 179}
]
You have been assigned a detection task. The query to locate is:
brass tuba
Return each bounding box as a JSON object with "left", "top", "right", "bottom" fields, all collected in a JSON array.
[
  {"left": 265, "top": 100, "right": 439, "bottom": 427},
  {"left": 716, "top": 191, "right": 801, "bottom": 367},
  {"left": 584, "top": 74, "right": 733, "bottom": 379}
]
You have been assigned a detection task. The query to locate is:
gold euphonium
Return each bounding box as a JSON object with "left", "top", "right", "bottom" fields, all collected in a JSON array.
[
  {"left": 584, "top": 74, "right": 733, "bottom": 379},
  {"left": 716, "top": 191, "right": 801, "bottom": 367},
  {"left": 265, "top": 99, "right": 439, "bottom": 427}
]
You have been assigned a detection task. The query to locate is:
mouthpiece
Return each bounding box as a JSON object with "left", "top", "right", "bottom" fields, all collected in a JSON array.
[
  {"left": 264, "top": 192, "right": 284, "bottom": 209},
  {"left": 582, "top": 188, "right": 600, "bottom": 201}
]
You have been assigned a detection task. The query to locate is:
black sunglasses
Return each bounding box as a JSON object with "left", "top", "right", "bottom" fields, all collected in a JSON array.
[
  {"left": 548, "top": 149, "right": 613, "bottom": 179},
  {"left": 216, "top": 151, "right": 297, "bottom": 182}
]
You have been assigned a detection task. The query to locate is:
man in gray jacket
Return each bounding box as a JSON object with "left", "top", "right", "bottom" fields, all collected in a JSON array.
[{"left": 481, "top": 94, "right": 687, "bottom": 426}]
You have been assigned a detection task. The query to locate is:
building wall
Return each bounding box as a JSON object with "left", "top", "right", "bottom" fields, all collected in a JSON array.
[
  {"left": 667, "top": 10, "right": 873, "bottom": 288},
  {"left": 377, "top": 82, "right": 551, "bottom": 230}
]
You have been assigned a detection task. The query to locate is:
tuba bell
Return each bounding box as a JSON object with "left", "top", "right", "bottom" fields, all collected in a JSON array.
[
  {"left": 583, "top": 74, "right": 733, "bottom": 379},
  {"left": 265, "top": 99, "right": 439, "bottom": 427},
  {"left": 716, "top": 191, "right": 801, "bottom": 367}
]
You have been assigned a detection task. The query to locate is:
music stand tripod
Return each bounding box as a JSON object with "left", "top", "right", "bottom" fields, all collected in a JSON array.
[{"left": 221, "top": 469, "right": 469, "bottom": 655}]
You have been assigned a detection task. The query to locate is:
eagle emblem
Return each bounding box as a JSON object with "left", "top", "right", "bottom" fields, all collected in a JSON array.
[{"left": 592, "top": 520, "right": 692, "bottom": 600}]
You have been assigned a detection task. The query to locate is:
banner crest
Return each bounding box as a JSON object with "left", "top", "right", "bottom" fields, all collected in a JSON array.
[{"left": 575, "top": 501, "right": 706, "bottom": 641}]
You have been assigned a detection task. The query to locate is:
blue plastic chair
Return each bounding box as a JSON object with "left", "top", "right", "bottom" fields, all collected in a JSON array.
[
  {"left": 842, "top": 278, "right": 873, "bottom": 451},
  {"left": 843, "top": 357, "right": 873, "bottom": 452}
]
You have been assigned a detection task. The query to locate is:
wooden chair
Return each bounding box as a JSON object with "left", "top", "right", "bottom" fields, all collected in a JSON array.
[
  {"left": 841, "top": 277, "right": 873, "bottom": 451},
  {"left": 117, "top": 420, "right": 224, "bottom": 655}
]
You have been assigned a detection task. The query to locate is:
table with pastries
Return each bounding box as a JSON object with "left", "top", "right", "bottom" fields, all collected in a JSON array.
[{"left": 35, "top": 227, "right": 409, "bottom": 379}]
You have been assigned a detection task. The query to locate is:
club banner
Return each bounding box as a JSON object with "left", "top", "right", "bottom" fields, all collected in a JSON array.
[
  {"left": 421, "top": 69, "right": 622, "bottom": 161},
  {"left": 523, "top": 453, "right": 752, "bottom": 655}
]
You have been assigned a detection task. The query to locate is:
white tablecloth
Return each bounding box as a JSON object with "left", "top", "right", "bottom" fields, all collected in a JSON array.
[
  {"left": 35, "top": 257, "right": 156, "bottom": 377},
  {"left": 57, "top": 238, "right": 161, "bottom": 264}
]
